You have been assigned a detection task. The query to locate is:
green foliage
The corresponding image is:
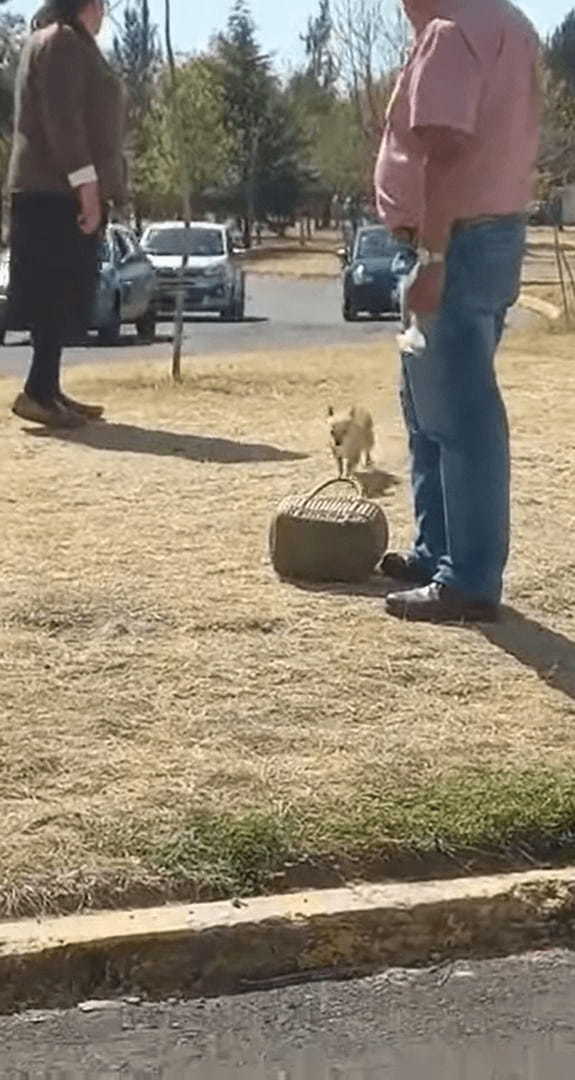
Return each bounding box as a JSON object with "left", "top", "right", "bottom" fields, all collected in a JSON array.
[
  {"left": 137, "top": 58, "right": 231, "bottom": 218},
  {"left": 547, "top": 9, "right": 575, "bottom": 94},
  {"left": 209, "top": 1, "right": 274, "bottom": 240},
  {"left": 112, "top": 0, "right": 162, "bottom": 219},
  {"left": 301, "top": 0, "right": 337, "bottom": 91},
  {"left": 113, "top": 0, "right": 161, "bottom": 118},
  {"left": 289, "top": 76, "right": 366, "bottom": 205},
  {"left": 540, "top": 54, "right": 575, "bottom": 186},
  {"left": 0, "top": 0, "right": 25, "bottom": 164}
]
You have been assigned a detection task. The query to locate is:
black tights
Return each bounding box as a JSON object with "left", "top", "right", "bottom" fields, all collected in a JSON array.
[
  {"left": 9, "top": 192, "right": 100, "bottom": 405},
  {"left": 25, "top": 322, "right": 63, "bottom": 405}
]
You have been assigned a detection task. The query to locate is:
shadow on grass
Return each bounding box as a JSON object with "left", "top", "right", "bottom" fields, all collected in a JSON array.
[
  {"left": 480, "top": 606, "right": 575, "bottom": 702},
  {"left": 28, "top": 423, "right": 308, "bottom": 464},
  {"left": 352, "top": 468, "right": 401, "bottom": 498},
  {"left": 288, "top": 574, "right": 404, "bottom": 600}
]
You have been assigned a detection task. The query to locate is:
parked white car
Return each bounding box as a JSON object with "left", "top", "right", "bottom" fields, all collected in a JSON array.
[{"left": 141, "top": 221, "right": 246, "bottom": 321}]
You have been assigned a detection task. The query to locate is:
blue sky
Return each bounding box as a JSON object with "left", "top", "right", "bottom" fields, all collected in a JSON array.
[{"left": 10, "top": 0, "right": 575, "bottom": 61}]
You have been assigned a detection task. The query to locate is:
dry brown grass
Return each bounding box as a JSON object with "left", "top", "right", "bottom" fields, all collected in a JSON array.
[
  {"left": 243, "top": 245, "right": 340, "bottom": 278},
  {"left": 522, "top": 229, "right": 575, "bottom": 318},
  {"left": 1, "top": 330, "right": 575, "bottom": 916}
]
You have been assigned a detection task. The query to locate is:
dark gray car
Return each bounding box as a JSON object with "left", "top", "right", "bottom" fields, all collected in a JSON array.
[{"left": 341, "top": 225, "right": 416, "bottom": 321}]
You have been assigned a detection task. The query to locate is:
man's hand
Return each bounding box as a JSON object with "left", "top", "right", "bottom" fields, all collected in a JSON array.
[
  {"left": 407, "top": 261, "right": 446, "bottom": 315},
  {"left": 77, "top": 181, "right": 102, "bottom": 236}
]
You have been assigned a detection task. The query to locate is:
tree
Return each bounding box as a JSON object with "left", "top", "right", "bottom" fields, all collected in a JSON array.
[
  {"left": 541, "top": 13, "right": 575, "bottom": 189},
  {"left": 333, "top": 0, "right": 410, "bottom": 151},
  {"left": 211, "top": 0, "right": 274, "bottom": 246},
  {"left": 255, "top": 87, "right": 320, "bottom": 234},
  {"left": 113, "top": 0, "right": 162, "bottom": 229},
  {"left": 288, "top": 0, "right": 369, "bottom": 225},
  {"left": 539, "top": 63, "right": 575, "bottom": 189},
  {"left": 0, "top": 0, "right": 26, "bottom": 236},
  {"left": 547, "top": 9, "right": 575, "bottom": 94},
  {"left": 0, "top": 1, "right": 25, "bottom": 140},
  {"left": 302, "top": 0, "right": 337, "bottom": 90},
  {"left": 138, "top": 58, "right": 231, "bottom": 218}
]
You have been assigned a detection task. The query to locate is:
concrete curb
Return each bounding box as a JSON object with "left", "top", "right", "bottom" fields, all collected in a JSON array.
[
  {"left": 1, "top": 867, "right": 575, "bottom": 1012},
  {"left": 518, "top": 292, "right": 562, "bottom": 322}
]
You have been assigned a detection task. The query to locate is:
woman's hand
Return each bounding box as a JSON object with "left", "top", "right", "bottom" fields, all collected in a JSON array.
[{"left": 78, "top": 181, "right": 103, "bottom": 235}]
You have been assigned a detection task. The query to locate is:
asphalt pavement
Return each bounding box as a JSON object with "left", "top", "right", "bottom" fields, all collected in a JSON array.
[
  {"left": 0, "top": 274, "right": 534, "bottom": 383},
  {"left": 0, "top": 275, "right": 399, "bottom": 382},
  {"left": 2, "top": 950, "right": 575, "bottom": 1077}
]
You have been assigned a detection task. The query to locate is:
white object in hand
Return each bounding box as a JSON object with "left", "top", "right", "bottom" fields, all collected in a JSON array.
[
  {"left": 397, "top": 316, "right": 427, "bottom": 354},
  {"left": 397, "top": 263, "right": 427, "bottom": 355}
]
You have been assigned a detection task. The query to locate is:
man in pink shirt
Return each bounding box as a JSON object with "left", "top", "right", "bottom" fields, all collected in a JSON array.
[{"left": 375, "top": 0, "right": 540, "bottom": 622}]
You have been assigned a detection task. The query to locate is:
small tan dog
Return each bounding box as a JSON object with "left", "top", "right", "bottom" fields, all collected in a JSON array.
[{"left": 328, "top": 405, "right": 375, "bottom": 477}]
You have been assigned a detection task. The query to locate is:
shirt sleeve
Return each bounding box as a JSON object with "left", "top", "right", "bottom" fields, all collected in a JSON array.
[
  {"left": 35, "top": 27, "right": 97, "bottom": 186},
  {"left": 409, "top": 19, "right": 482, "bottom": 136}
]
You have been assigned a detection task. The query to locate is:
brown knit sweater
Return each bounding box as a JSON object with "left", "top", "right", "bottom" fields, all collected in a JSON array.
[{"left": 8, "top": 23, "right": 127, "bottom": 203}]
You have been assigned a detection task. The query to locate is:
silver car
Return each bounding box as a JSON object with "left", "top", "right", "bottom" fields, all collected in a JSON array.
[
  {"left": 93, "top": 224, "right": 157, "bottom": 345},
  {"left": 0, "top": 223, "right": 157, "bottom": 346},
  {"left": 141, "top": 221, "right": 246, "bottom": 321}
]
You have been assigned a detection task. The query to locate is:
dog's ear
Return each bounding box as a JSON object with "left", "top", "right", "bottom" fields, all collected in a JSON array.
[{"left": 327, "top": 406, "right": 334, "bottom": 417}]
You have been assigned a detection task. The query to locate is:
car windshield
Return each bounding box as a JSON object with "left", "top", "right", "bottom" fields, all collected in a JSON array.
[
  {"left": 143, "top": 227, "right": 225, "bottom": 257},
  {"left": 356, "top": 230, "right": 400, "bottom": 259}
]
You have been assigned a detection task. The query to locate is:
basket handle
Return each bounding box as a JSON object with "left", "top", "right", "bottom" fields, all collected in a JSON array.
[{"left": 306, "top": 477, "right": 362, "bottom": 500}]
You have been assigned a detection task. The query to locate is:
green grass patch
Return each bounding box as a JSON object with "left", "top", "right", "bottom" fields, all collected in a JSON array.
[{"left": 130, "top": 768, "right": 575, "bottom": 898}]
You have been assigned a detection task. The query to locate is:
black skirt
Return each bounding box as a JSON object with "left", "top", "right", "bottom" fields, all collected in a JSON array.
[{"left": 7, "top": 191, "right": 100, "bottom": 338}]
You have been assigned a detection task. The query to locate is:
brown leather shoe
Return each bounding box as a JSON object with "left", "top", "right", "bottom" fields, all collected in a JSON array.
[
  {"left": 386, "top": 583, "right": 499, "bottom": 624},
  {"left": 57, "top": 392, "right": 104, "bottom": 419},
  {"left": 11, "top": 392, "right": 86, "bottom": 429},
  {"left": 379, "top": 552, "right": 433, "bottom": 585}
]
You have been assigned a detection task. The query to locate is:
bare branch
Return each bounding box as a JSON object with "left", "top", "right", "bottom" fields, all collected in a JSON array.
[{"left": 333, "top": 0, "right": 410, "bottom": 150}]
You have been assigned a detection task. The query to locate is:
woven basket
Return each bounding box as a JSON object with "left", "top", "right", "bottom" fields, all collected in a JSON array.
[{"left": 270, "top": 478, "right": 389, "bottom": 583}]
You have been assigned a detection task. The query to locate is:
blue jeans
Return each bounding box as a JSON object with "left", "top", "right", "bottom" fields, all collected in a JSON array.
[{"left": 400, "top": 217, "right": 526, "bottom": 604}]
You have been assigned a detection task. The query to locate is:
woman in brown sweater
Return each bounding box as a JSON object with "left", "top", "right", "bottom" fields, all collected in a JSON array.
[{"left": 7, "top": 0, "right": 126, "bottom": 427}]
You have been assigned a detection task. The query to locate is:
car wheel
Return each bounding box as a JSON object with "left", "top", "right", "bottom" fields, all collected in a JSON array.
[
  {"left": 135, "top": 306, "right": 157, "bottom": 344},
  {"left": 98, "top": 299, "right": 121, "bottom": 346},
  {"left": 343, "top": 298, "right": 358, "bottom": 322}
]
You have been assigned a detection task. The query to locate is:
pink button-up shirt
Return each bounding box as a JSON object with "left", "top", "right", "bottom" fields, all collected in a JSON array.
[{"left": 375, "top": 0, "right": 540, "bottom": 234}]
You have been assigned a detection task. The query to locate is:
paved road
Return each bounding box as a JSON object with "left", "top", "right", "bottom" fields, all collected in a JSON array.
[
  {"left": 0, "top": 276, "right": 400, "bottom": 382},
  {"left": 0, "top": 275, "right": 534, "bottom": 382},
  {"left": 2, "top": 950, "right": 575, "bottom": 1077}
]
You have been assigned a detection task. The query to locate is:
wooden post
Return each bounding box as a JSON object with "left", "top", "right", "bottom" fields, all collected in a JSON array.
[
  {"left": 165, "top": 0, "right": 189, "bottom": 382},
  {"left": 553, "top": 226, "right": 570, "bottom": 327}
]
